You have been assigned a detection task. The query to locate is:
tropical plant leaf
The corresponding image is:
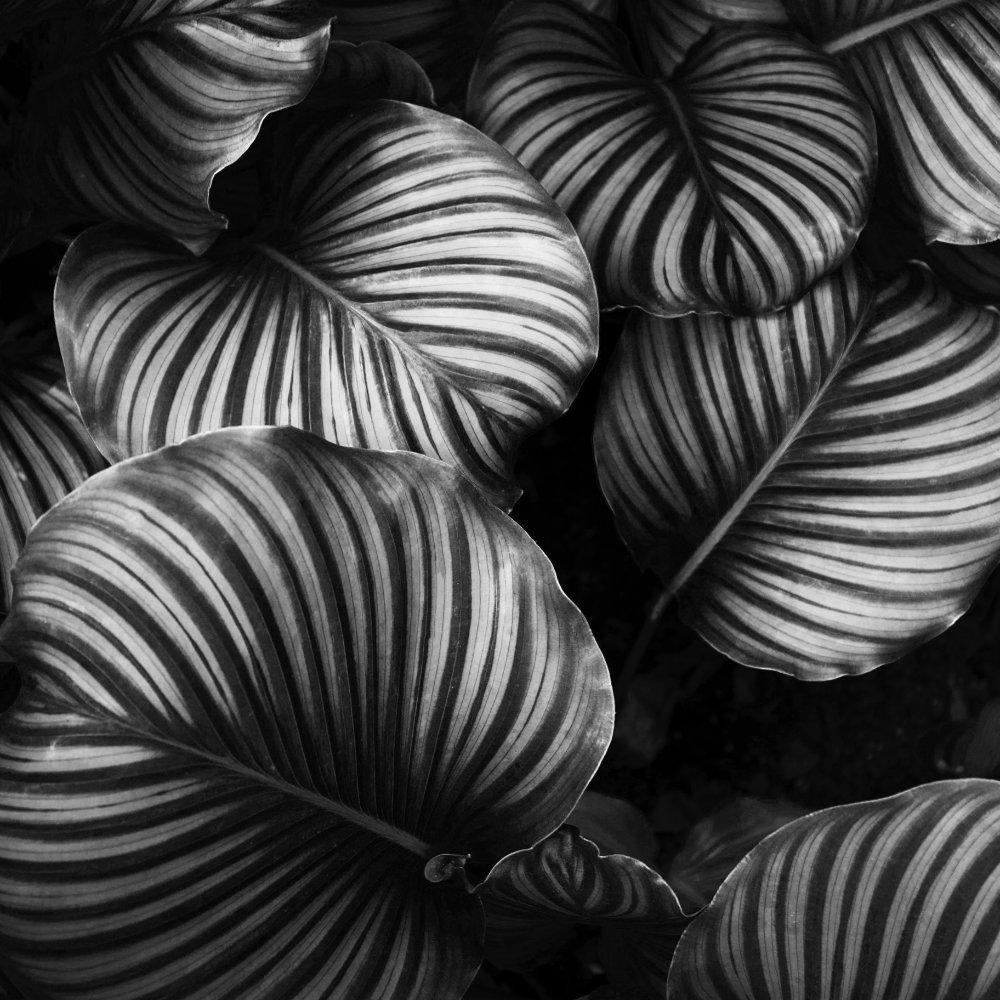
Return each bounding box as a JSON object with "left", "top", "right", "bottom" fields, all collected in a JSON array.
[
  {"left": 0, "top": 345, "right": 105, "bottom": 617},
  {"left": 667, "top": 779, "right": 1000, "bottom": 999},
  {"left": 921, "top": 240, "right": 1000, "bottom": 305},
  {"left": 468, "top": 2, "right": 876, "bottom": 316},
  {"left": 12, "top": 0, "right": 334, "bottom": 254},
  {"left": 594, "top": 260, "right": 1000, "bottom": 678},
  {"left": 791, "top": 1, "right": 1000, "bottom": 245},
  {"left": 623, "top": 0, "right": 787, "bottom": 76},
  {"left": 54, "top": 100, "right": 597, "bottom": 511},
  {"left": 567, "top": 791, "right": 658, "bottom": 864},
  {"left": 666, "top": 797, "right": 806, "bottom": 909},
  {"left": 320, "top": 40, "right": 436, "bottom": 106},
  {"left": 481, "top": 827, "right": 690, "bottom": 998},
  {"left": 0, "top": 426, "right": 613, "bottom": 1000}
]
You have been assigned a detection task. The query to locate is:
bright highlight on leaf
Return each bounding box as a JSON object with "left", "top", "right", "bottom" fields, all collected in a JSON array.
[
  {"left": 0, "top": 426, "right": 613, "bottom": 1000},
  {"left": 481, "top": 827, "right": 690, "bottom": 999},
  {"left": 0, "top": 346, "right": 105, "bottom": 616},
  {"left": 468, "top": 1, "right": 875, "bottom": 316},
  {"left": 13, "top": 0, "right": 334, "bottom": 254},
  {"left": 54, "top": 101, "right": 598, "bottom": 511},
  {"left": 668, "top": 779, "right": 1000, "bottom": 999},
  {"left": 594, "top": 261, "right": 1000, "bottom": 678}
]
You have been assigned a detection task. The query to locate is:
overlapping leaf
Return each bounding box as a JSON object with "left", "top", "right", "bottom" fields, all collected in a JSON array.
[
  {"left": 482, "top": 827, "right": 690, "bottom": 998},
  {"left": 54, "top": 100, "right": 598, "bottom": 510},
  {"left": 594, "top": 261, "right": 1000, "bottom": 678},
  {"left": 467, "top": 1, "right": 875, "bottom": 316},
  {"left": 0, "top": 344, "right": 105, "bottom": 617},
  {"left": 12, "top": 0, "right": 333, "bottom": 253},
  {"left": 0, "top": 426, "right": 613, "bottom": 1000},
  {"left": 320, "top": 40, "right": 435, "bottom": 107},
  {"left": 668, "top": 780, "right": 1000, "bottom": 999}
]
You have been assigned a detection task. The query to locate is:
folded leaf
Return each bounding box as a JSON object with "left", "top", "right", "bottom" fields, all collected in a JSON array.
[
  {"left": 0, "top": 426, "right": 613, "bottom": 1000},
  {"left": 667, "top": 797, "right": 806, "bottom": 909},
  {"left": 594, "top": 261, "right": 1000, "bottom": 677},
  {"left": 468, "top": 2, "right": 875, "bottom": 316},
  {"left": 0, "top": 347, "right": 105, "bottom": 616},
  {"left": 668, "top": 779, "right": 1000, "bottom": 999},
  {"left": 54, "top": 101, "right": 598, "bottom": 511},
  {"left": 14, "top": 0, "right": 333, "bottom": 253},
  {"left": 797, "top": 2, "right": 1000, "bottom": 244},
  {"left": 481, "top": 827, "right": 690, "bottom": 998}
]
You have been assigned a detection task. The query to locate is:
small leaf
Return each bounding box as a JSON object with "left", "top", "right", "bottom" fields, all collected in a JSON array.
[
  {"left": 667, "top": 797, "right": 806, "bottom": 909},
  {"left": 567, "top": 791, "right": 658, "bottom": 864},
  {"left": 667, "top": 779, "right": 1000, "bottom": 1000},
  {"left": 594, "top": 261, "right": 1000, "bottom": 677},
  {"left": 54, "top": 101, "right": 598, "bottom": 510},
  {"left": 320, "top": 40, "right": 436, "bottom": 106},
  {"left": 468, "top": 2, "right": 875, "bottom": 316},
  {"left": 0, "top": 344, "right": 105, "bottom": 616},
  {"left": 481, "top": 827, "right": 690, "bottom": 998},
  {"left": 14, "top": 1, "right": 334, "bottom": 253},
  {"left": 0, "top": 426, "right": 613, "bottom": 1000}
]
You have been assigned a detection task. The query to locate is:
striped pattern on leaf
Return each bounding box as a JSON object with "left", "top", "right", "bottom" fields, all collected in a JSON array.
[
  {"left": 794, "top": 1, "right": 1000, "bottom": 244},
  {"left": 320, "top": 40, "right": 436, "bottom": 106},
  {"left": 667, "top": 779, "right": 1000, "bottom": 1000},
  {"left": 0, "top": 426, "right": 613, "bottom": 1000},
  {"left": 481, "top": 827, "right": 690, "bottom": 999},
  {"left": 667, "top": 798, "right": 806, "bottom": 910},
  {"left": 15, "top": 1, "right": 333, "bottom": 254},
  {"left": 468, "top": 2, "right": 875, "bottom": 316},
  {"left": 922, "top": 239, "right": 1000, "bottom": 304},
  {"left": 624, "top": 0, "right": 788, "bottom": 76},
  {"left": 54, "top": 101, "right": 597, "bottom": 511},
  {"left": 0, "top": 349, "right": 105, "bottom": 617},
  {"left": 594, "top": 261, "right": 1000, "bottom": 678}
]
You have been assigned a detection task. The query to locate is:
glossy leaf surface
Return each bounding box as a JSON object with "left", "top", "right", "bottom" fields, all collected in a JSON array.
[
  {"left": 15, "top": 0, "right": 333, "bottom": 253},
  {"left": 468, "top": 2, "right": 875, "bottom": 316},
  {"left": 595, "top": 262, "right": 1000, "bottom": 677},
  {"left": 0, "top": 346, "right": 105, "bottom": 617},
  {"left": 55, "top": 101, "right": 597, "bottom": 510},
  {"left": 0, "top": 426, "right": 613, "bottom": 999},
  {"left": 482, "top": 827, "right": 689, "bottom": 998},
  {"left": 668, "top": 780, "right": 1000, "bottom": 999}
]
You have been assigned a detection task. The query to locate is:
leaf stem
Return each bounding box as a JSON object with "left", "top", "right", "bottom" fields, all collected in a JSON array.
[
  {"left": 616, "top": 587, "right": 672, "bottom": 697},
  {"left": 822, "top": 0, "right": 959, "bottom": 54}
]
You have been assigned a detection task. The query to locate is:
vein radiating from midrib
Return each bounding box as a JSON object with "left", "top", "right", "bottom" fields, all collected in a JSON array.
[
  {"left": 663, "top": 323, "right": 868, "bottom": 605},
  {"left": 823, "top": 0, "right": 962, "bottom": 55}
]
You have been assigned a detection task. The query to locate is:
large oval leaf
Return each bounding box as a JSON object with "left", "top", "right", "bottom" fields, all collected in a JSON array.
[
  {"left": 482, "top": 827, "right": 690, "bottom": 998},
  {"left": 594, "top": 261, "right": 1000, "bottom": 678},
  {"left": 467, "top": 2, "right": 875, "bottom": 316},
  {"left": 54, "top": 100, "right": 598, "bottom": 511},
  {"left": 667, "top": 779, "right": 1000, "bottom": 999},
  {"left": 0, "top": 426, "right": 613, "bottom": 1000},
  {"left": 0, "top": 345, "right": 105, "bottom": 617},
  {"left": 13, "top": 0, "right": 333, "bottom": 253}
]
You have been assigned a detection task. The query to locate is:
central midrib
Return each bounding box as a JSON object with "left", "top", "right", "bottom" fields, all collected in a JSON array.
[
  {"left": 662, "top": 308, "right": 871, "bottom": 606},
  {"left": 822, "top": 0, "right": 962, "bottom": 55}
]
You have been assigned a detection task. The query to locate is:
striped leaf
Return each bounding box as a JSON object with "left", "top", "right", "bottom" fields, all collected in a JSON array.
[
  {"left": 467, "top": 2, "right": 876, "bottom": 317},
  {"left": 792, "top": 1, "right": 1000, "bottom": 245},
  {"left": 482, "top": 827, "right": 690, "bottom": 998},
  {"left": 567, "top": 791, "right": 659, "bottom": 865},
  {"left": 320, "top": 40, "right": 435, "bottom": 106},
  {"left": 54, "top": 100, "right": 597, "bottom": 511},
  {"left": 0, "top": 344, "right": 105, "bottom": 618},
  {"left": 13, "top": 1, "right": 333, "bottom": 254},
  {"left": 667, "top": 798, "right": 806, "bottom": 910},
  {"left": 623, "top": 0, "right": 788, "bottom": 76},
  {"left": 594, "top": 260, "right": 1000, "bottom": 678},
  {"left": 667, "top": 779, "right": 1000, "bottom": 999},
  {"left": 0, "top": 426, "right": 613, "bottom": 1000}
]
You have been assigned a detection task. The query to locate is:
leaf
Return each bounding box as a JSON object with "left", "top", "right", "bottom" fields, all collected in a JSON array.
[
  {"left": 667, "top": 779, "right": 1000, "bottom": 999},
  {"left": 666, "top": 797, "right": 806, "bottom": 909},
  {"left": 54, "top": 100, "right": 597, "bottom": 511},
  {"left": 481, "top": 827, "right": 690, "bottom": 998},
  {"left": 0, "top": 346, "right": 105, "bottom": 617},
  {"left": 794, "top": 1, "right": 1000, "bottom": 244},
  {"left": 921, "top": 240, "right": 1000, "bottom": 305},
  {"left": 567, "top": 791, "right": 658, "bottom": 864},
  {"left": 320, "top": 40, "right": 436, "bottom": 106},
  {"left": 467, "top": 2, "right": 876, "bottom": 316},
  {"left": 0, "top": 426, "right": 614, "bottom": 1000},
  {"left": 13, "top": 1, "right": 333, "bottom": 254},
  {"left": 623, "top": 0, "right": 788, "bottom": 77},
  {"left": 594, "top": 260, "right": 1000, "bottom": 678}
]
